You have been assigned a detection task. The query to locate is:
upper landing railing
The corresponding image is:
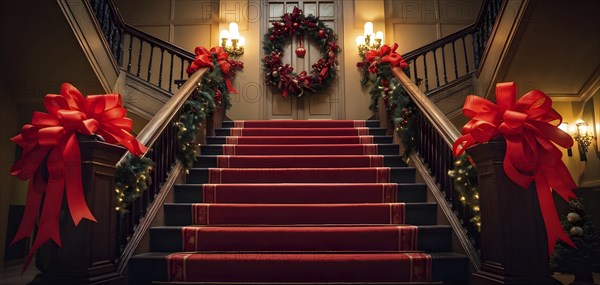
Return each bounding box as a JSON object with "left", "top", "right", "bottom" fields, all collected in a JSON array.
[{"left": 89, "top": 0, "right": 195, "bottom": 93}]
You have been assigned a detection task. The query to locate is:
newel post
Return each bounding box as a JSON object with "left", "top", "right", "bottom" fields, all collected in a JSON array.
[
  {"left": 467, "top": 139, "right": 559, "bottom": 285},
  {"left": 34, "top": 138, "right": 126, "bottom": 284},
  {"left": 207, "top": 107, "right": 225, "bottom": 137}
]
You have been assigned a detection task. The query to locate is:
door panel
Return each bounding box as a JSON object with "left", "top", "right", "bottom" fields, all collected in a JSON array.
[{"left": 263, "top": 0, "right": 343, "bottom": 120}]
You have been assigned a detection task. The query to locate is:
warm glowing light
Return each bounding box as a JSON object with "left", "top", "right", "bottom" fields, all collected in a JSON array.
[
  {"left": 229, "top": 22, "right": 240, "bottom": 40},
  {"left": 559, "top": 122, "right": 568, "bottom": 132},
  {"left": 375, "top": 31, "right": 384, "bottom": 41},
  {"left": 220, "top": 29, "right": 229, "bottom": 39},
  {"left": 356, "top": 36, "right": 365, "bottom": 45},
  {"left": 576, "top": 120, "right": 588, "bottom": 135},
  {"left": 238, "top": 36, "right": 245, "bottom": 46},
  {"left": 226, "top": 39, "right": 233, "bottom": 47},
  {"left": 363, "top": 22, "right": 373, "bottom": 37}
]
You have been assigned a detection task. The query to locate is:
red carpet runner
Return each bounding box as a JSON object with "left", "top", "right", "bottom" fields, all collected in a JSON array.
[{"left": 166, "top": 120, "right": 432, "bottom": 283}]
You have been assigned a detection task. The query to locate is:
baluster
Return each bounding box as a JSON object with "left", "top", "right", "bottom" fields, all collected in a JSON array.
[
  {"left": 117, "top": 27, "right": 124, "bottom": 66},
  {"left": 451, "top": 41, "right": 459, "bottom": 79},
  {"left": 180, "top": 57, "right": 184, "bottom": 80},
  {"left": 127, "top": 33, "right": 133, "bottom": 72},
  {"left": 158, "top": 48, "right": 165, "bottom": 88},
  {"left": 169, "top": 52, "right": 174, "bottom": 92},
  {"left": 412, "top": 60, "right": 418, "bottom": 83},
  {"left": 147, "top": 45, "right": 154, "bottom": 82},
  {"left": 137, "top": 38, "right": 143, "bottom": 77},
  {"left": 423, "top": 54, "right": 429, "bottom": 92},
  {"left": 441, "top": 45, "right": 448, "bottom": 84},
  {"left": 433, "top": 48, "right": 440, "bottom": 88},
  {"left": 462, "top": 37, "right": 470, "bottom": 73}
]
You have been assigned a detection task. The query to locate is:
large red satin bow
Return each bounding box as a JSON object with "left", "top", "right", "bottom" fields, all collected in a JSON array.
[
  {"left": 452, "top": 82, "right": 577, "bottom": 255},
  {"left": 186, "top": 46, "right": 214, "bottom": 75},
  {"left": 10, "top": 83, "right": 147, "bottom": 271},
  {"left": 186, "top": 46, "right": 237, "bottom": 94},
  {"left": 366, "top": 43, "right": 408, "bottom": 73},
  {"left": 209, "top": 46, "right": 237, "bottom": 94}
]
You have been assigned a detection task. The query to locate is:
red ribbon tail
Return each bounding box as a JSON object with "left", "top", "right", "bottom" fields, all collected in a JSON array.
[
  {"left": 22, "top": 147, "right": 66, "bottom": 272},
  {"left": 64, "top": 134, "right": 96, "bottom": 225},
  {"left": 225, "top": 78, "right": 237, "bottom": 94},
  {"left": 535, "top": 172, "right": 576, "bottom": 255},
  {"left": 10, "top": 174, "right": 44, "bottom": 246}
]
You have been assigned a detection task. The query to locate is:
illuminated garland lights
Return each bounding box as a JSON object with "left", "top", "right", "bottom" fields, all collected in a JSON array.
[
  {"left": 447, "top": 154, "right": 480, "bottom": 231},
  {"left": 115, "top": 49, "right": 242, "bottom": 213},
  {"left": 114, "top": 156, "right": 154, "bottom": 214}
]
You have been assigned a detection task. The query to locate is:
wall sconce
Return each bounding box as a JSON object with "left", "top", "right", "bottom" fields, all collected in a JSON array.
[
  {"left": 220, "top": 22, "right": 244, "bottom": 57},
  {"left": 356, "top": 22, "right": 383, "bottom": 56},
  {"left": 573, "top": 120, "right": 595, "bottom": 161},
  {"left": 559, "top": 122, "right": 573, "bottom": 157}
]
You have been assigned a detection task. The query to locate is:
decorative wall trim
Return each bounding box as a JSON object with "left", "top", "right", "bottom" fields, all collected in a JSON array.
[{"left": 58, "top": 0, "right": 120, "bottom": 93}]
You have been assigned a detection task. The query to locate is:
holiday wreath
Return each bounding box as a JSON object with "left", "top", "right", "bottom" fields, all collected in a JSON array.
[{"left": 263, "top": 6, "right": 341, "bottom": 97}]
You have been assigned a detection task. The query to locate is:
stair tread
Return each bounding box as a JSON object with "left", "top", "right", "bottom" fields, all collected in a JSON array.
[{"left": 131, "top": 119, "right": 465, "bottom": 284}]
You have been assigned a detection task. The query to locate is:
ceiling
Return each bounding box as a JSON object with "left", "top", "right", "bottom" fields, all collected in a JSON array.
[{"left": 501, "top": 0, "right": 600, "bottom": 101}]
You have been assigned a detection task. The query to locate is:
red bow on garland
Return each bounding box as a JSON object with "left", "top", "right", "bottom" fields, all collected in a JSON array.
[
  {"left": 10, "top": 83, "right": 147, "bottom": 271},
  {"left": 186, "top": 46, "right": 238, "bottom": 94},
  {"left": 365, "top": 43, "right": 408, "bottom": 73},
  {"left": 452, "top": 82, "right": 577, "bottom": 255}
]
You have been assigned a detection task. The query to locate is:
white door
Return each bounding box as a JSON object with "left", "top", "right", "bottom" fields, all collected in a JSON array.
[{"left": 262, "top": 0, "right": 344, "bottom": 120}]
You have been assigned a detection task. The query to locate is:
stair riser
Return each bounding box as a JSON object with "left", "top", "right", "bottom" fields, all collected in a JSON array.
[
  {"left": 201, "top": 144, "right": 400, "bottom": 155},
  {"left": 193, "top": 155, "right": 406, "bottom": 168},
  {"left": 149, "top": 226, "right": 452, "bottom": 253},
  {"left": 215, "top": 128, "right": 388, "bottom": 136},
  {"left": 222, "top": 120, "right": 382, "bottom": 128},
  {"left": 207, "top": 136, "right": 394, "bottom": 144},
  {"left": 187, "top": 168, "right": 416, "bottom": 184},
  {"left": 163, "top": 203, "right": 437, "bottom": 226},
  {"left": 129, "top": 253, "right": 466, "bottom": 285},
  {"left": 173, "top": 184, "right": 427, "bottom": 204}
]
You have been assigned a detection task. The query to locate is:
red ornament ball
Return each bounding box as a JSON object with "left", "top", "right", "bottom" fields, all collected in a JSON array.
[
  {"left": 381, "top": 79, "right": 389, "bottom": 87},
  {"left": 293, "top": 22, "right": 300, "bottom": 29},
  {"left": 269, "top": 35, "right": 275, "bottom": 41},
  {"left": 318, "top": 29, "right": 326, "bottom": 38}
]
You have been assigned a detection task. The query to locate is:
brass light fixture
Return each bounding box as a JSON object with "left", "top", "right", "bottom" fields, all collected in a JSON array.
[
  {"left": 356, "top": 22, "right": 383, "bottom": 57},
  {"left": 220, "top": 22, "right": 244, "bottom": 57},
  {"left": 573, "top": 120, "right": 595, "bottom": 161}
]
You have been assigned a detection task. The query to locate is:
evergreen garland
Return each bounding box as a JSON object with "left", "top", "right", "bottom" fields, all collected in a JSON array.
[
  {"left": 114, "top": 156, "right": 154, "bottom": 214},
  {"left": 175, "top": 87, "right": 215, "bottom": 170},
  {"left": 359, "top": 55, "right": 416, "bottom": 160},
  {"left": 550, "top": 199, "right": 600, "bottom": 274},
  {"left": 114, "top": 48, "right": 243, "bottom": 212},
  {"left": 447, "top": 154, "right": 481, "bottom": 231}
]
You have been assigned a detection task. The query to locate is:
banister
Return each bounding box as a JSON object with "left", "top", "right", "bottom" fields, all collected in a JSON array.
[
  {"left": 123, "top": 24, "right": 194, "bottom": 60},
  {"left": 392, "top": 68, "right": 460, "bottom": 146},
  {"left": 392, "top": 67, "right": 481, "bottom": 271},
  {"left": 94, "top": 0, "right": 194, "bottom": 60},
  {"left": 117, "top": 68, "right": 207, "bottom": 165},
  {"left": 402, "top": 25, "right": 476, "bottom": 62}
]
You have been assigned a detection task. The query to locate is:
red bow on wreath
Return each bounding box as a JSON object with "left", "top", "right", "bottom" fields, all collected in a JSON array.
[
  {"left": 186, "top": 46, "right": 238, "bottom": 94},
  {"left": 10, "top": 83, "right": 147, "bottom": 271},
  {"left": 452, "top": 82, "right": 577, "bottom": 255},
  {"left": 366, "top": 43, "right": 408, "bottom": 73}
]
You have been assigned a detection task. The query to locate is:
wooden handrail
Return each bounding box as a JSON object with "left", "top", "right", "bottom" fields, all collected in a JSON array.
[
  {"left": 392, "top": 67, "right": 481, "bottom": 270},
  {"left": 402, "top": 26, "right": 475, "bottom": 62},
  {"left": 392, "top": 68, "right": 460, "bottom": 146},
  {"left": 124, "top": 24, "right": 194, "bottom": 60},
  {"left": 401, "top": 0, "right": 490, "bottom": 62},
  {"left": 99, "top": 0, "right": 194, "bottom": 60},
  {"left": 118, "top": 68, "right": 207, "bottom": 165}
]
